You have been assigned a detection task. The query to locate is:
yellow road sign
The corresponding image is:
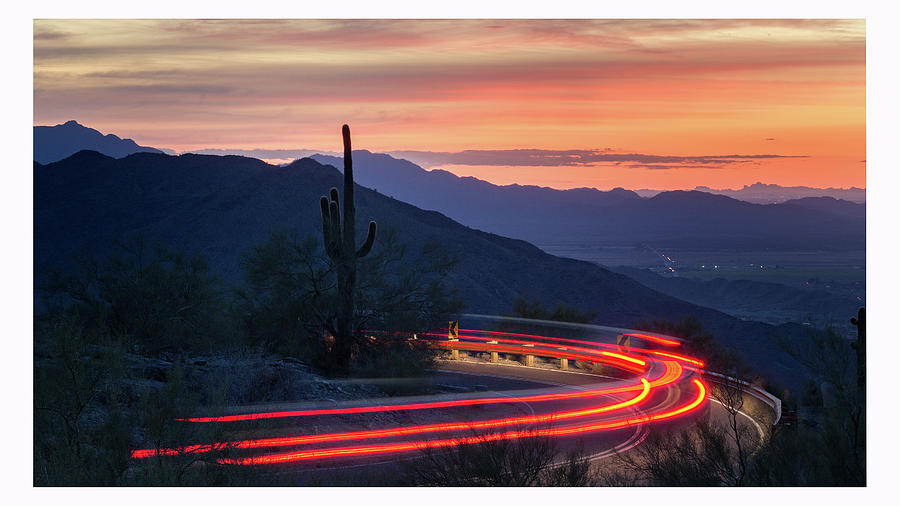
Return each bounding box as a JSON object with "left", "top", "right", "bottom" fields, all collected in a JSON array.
[
  {"left": 617, "top": 334, "right": 630, "bottom": 351},
  {"left": 449, "top": 321, "right": 459, "bottom": 340}
]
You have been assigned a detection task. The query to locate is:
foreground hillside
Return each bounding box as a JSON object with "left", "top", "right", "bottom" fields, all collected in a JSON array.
[{"left": 35, "top": 150, "right": 819, "bottom": 388}]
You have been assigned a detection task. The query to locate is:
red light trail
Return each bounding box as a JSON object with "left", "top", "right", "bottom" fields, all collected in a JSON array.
[
  {"left": 622, "top": 332, "right": 681, "bottom": 347},
  {"left": 217, "top": 380, "right": 707, "bottom": 466},
  {"left": 133, "top": 378, "right": 653, "bottom": 459},
  {"left": 132, "top": 328, "right": 708, "bottom": 465}
]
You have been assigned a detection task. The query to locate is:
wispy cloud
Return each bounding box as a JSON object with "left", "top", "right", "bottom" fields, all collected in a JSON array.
[
  {"left": 32, "top": 19, "right": 865, "bottom": 189},
  {"left": 390, "top": 149, "right": 806, "bottom": 170}
]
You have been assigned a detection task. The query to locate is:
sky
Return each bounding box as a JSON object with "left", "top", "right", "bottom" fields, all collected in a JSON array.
[{"left": 33, "top": 18, "right": 866, "bottom": 190}]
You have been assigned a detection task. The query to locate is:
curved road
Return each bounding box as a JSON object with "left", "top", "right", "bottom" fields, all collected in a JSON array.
[{"left": 130, "top": 324, "right": 766, "bottom": 476}]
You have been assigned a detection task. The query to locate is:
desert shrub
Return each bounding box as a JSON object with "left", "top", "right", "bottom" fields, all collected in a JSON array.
[
  {"left": 402, "top": 429, "right": 596, "bottom": 486},
  {"left": 404, "top": 432, "right": 554, "bottom": 486},
  {"left": 800, "top": 378, "right": 823, "bottom": 407},
  {"left": 238, "top": 228, "right": 463, "bottom": 376},
  {"left": 539, "top": 443, "right": 600, "bottom": 486},
  {"left": 606, "top": 319, "right": 866, "bottom": 487},
  {"left": 635, "top": 316, "right": 747, "bottom": 374},
  {"left": 511, "top": 296, "right": 597, "bottom": 323},
  {"left": 38, "top": 238, "right": 236, "bottom": 355},
  {"left": 126, "top": 364, "right": 251, "bottom": 486},
  {"left": 779, "top": 325, "right": 865, "bottom": 485},
  {"left": 351, "top": 335, "right": 436, "bottom": 379},
  {"left": 33, "top": 317, "right": 133, "bottom": 485},
  {"left": 33, "top": 314, "right": 263, "bottom": 486},
  {"left": 612, "top": 418, "right": 748, "bottom": 486}
]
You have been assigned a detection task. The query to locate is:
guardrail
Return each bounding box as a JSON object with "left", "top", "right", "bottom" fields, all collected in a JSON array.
[
  {"left": 460, "top": 313, "right": 685, "bottom": 343},
  {"left": 702, "top": 371, "right": 782, "bottom": 426},
  {"left": 440, "top": 316, "right": 783, "bottom": 426},
  {"left": 439, "top": 340, "right": 783, "bottom": 426},
  {"left": 436, "top": 338, "right": 646, "bottom": 373}
]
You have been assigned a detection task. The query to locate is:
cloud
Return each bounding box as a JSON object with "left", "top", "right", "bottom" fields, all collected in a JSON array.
[
  {"left": 33, "top": 26, "right": 71, "bottom": 41},
  {"left": 31, "top": 18, "right": 864, "bottom": 177},
  {"left": 625, "top": 164, "right": 731, "bottom": 171},
  {"left": 389, "top": 149, "right": 806, "bottom": 170}
]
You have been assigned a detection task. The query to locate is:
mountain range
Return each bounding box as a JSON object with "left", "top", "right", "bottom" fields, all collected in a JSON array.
[
  {"left": 33, "top": 120, "right": 164, "bottom": 164},
  {"left": 636, "top": 182, "right": 866, "bottom": 204},
  {"left": 33, "top": 123, "right": 866, "bottom": 389},
  {"left": 34, "top": 150, "right": 821, "bottom": 389},
  {"left": 311, "top": 151, "right": 865, "bottom": 252}
]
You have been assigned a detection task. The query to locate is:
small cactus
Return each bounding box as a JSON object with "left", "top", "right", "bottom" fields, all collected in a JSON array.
[{"left": 319, "top": 125, "right": 377, "bottom": 371}]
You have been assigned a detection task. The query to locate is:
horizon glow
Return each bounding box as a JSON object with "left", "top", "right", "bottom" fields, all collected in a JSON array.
[{"left": 34, "top": 19, "right": 865, "bottom": 190}]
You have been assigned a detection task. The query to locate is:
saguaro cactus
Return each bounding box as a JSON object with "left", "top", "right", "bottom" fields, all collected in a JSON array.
[{"left": 320, "top": 124, "right": 377, "bottom": 371}]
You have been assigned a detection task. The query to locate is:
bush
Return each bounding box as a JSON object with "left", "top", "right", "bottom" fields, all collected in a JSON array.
[
  {"left": 511, "top": 296, "right": 597, "bottom": 323},
  {"left": 611, "top": 418, "right": 750, "bottom": 486},
  {"left": 635, "top": 316, "right": 747, "bottom": 374},
  {"left": 401, "top": 428, "right": 597, "bottom": 486},
  {"left": 38, "top": 238, "right": 236, "bottom": 355},
  {"left": 351, "top": 335, "right": 436, "bottom": 379},
  {"left": 238, "top": 228, "right": 464, "bottom": 376},
  {"left": 33, "top": 317, "right": 133, "bottom": 485}
]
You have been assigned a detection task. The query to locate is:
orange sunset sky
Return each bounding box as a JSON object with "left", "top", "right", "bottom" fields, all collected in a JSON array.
[{"left": 33, "top": 19, "right": 866, "bottom": 190}]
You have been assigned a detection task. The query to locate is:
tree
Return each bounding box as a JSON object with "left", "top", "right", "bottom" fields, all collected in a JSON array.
[
  {"left": 636, "top": 316, "right": 746, "bottom": 374},
  {"left": 38, "top": 238, "right": 232, "bottom": 355},
  {"left": 708, "top": 376, "right": 756, "bottom": 485},
  {"left": 238, "top": 228, "right": 463, "bottom": 375},
  {"left": 778, "top": 319, "right": 866, "bottom": 485},
  {"left": 236, "top": 233, "right": 334, "bottom": 356}
]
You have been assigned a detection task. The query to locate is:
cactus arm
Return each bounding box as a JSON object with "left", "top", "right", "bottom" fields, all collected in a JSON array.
[
  {"left": 357, "top": 221, "right": 377, "bottom": 258},
  {"left": 328, "top": 200, "right": 341, "bottom": 252},
  {"left": 328, "top": 193, "right": 341, "bottom": 224},
  {"left": 320, "top": 196, "right": 335, "bottom": 257}
]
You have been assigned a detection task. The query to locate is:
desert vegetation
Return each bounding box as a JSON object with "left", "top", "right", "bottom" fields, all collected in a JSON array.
[
  {"left": 32, "top": 125, "right": 864, "bottom": 487},
  {"left": 34, "top": 128, "right": 464, "bottom": 485}
]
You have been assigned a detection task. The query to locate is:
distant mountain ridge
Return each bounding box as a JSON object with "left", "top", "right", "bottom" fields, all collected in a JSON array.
[
  {"left": 33, "top": 120, "right": 164, "bottom": 164},
  {"left": 636, "top": 182, "right": 865, "bottom": 204},
  {"left": 311, "top": 151, "right": 865, "bottom": 252},
  {"left": 33, "top": 123, "right": 864, "bottom": 253},
  {"left": 35, "top": 149, "right": 817, "bottom": 389}
]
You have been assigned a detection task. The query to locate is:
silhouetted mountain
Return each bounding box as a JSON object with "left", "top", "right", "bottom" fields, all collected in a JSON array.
[
  {"left": 781, "top": 196, "right": 866, "bottom": 220},
  {"left": 35, "top": 150, "right": 820, "bottom": 388},
  {"left": 186, "top": 148, "right": 329, "bottom": 164},
  {"left": 311, "top": 151, "right": 865, "bottom": 252},
  {"left": 33, "top": 120, "right": 163, "bottom": 164},
  {"left": 638, "top": 182, "right": 866, "bottom": 204}
]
